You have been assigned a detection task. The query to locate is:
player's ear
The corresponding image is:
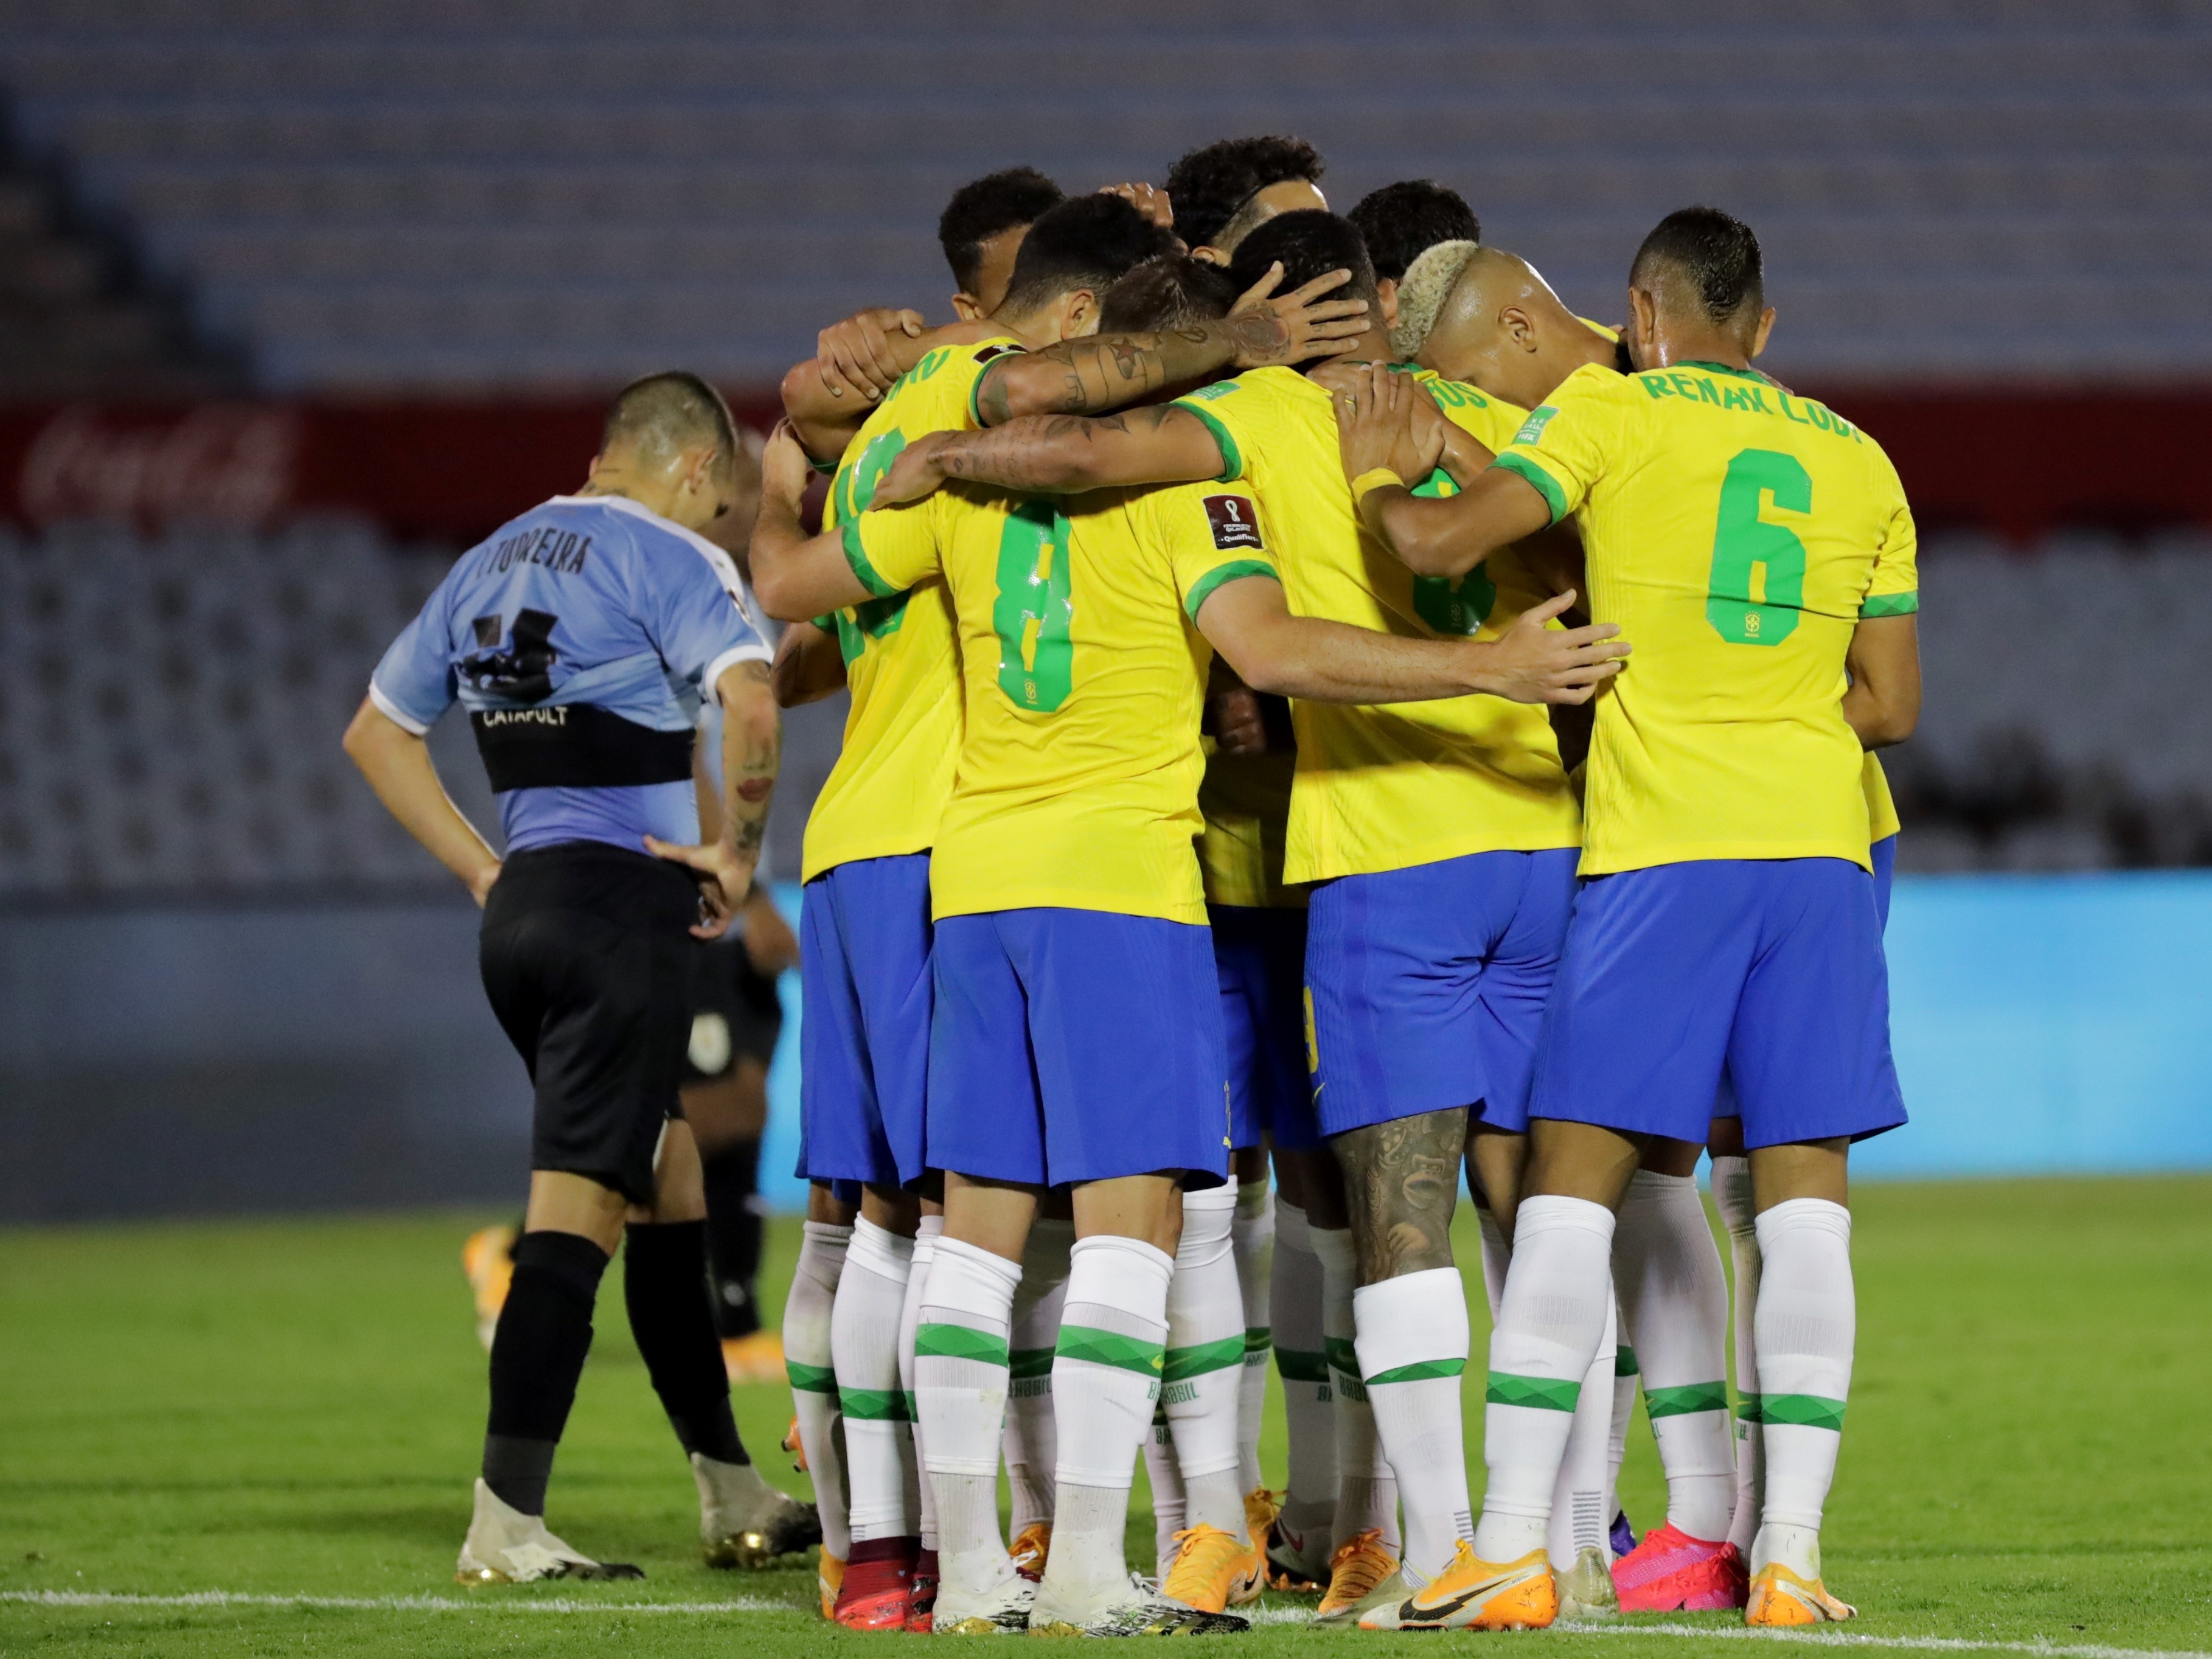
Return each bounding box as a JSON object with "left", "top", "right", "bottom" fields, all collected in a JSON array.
[
  {"left": 1377, "top": 279, "right": 1400, "bottom": 333},
  {"left": 1626, "top": 286, "right": 1658, "bottom": 364},
  {"left": 951, "top": 291, "right": 983, "bottom": 322},
  {"left": 1060, "top": 288, "right": 1102, "bottom": 339},
  {"left": 1189, "top": 245, "right": 1229, "bottom": 268},
  {"left": 1751, "top": 305, "right": 1776, "bottom": 360},
  {"left": 1501, "top": 306, "right": 1537, "bottom": 353}
]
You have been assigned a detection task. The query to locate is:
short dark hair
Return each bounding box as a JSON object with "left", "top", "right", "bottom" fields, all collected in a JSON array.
[
  {"left": 1632, "top": 206, "right": 1765, "bottom": 322},
  {"left": 1164, "top": 135, "right": 1326, "bottom": 251},
  {"left": 997, "top": 193, "right": 1180, "bottom": 320},
  {"left": 1225, "top": 211, "right": 1379, "bottom": 347},
  {"left": 1347, "top": 180, "right": 1481, "bottom": 283},
  {"left": 938, "top": 167, "right": 1065, "bottom": 294},
  {"left": 601, "top": 370, "right": 736, "bottom": 465},
  {"left": 1097, "top": 255, "right": 1239, "bottom": 333}
]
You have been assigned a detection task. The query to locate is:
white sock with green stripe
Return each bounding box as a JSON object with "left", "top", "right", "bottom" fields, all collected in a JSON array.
[
  {"left": 1312, "top": 1224, "right": 1399, "bottom": 1555},
  {"left": 1270, "top": 1200, "right": 1337, "bottom": 1546},
  {"left": 1352, "top": 1267, "right": 1472, "bottom": 1588},
  {"left": 785, "top": 1220, "right": 850, "bottom": 1563},
  {"left": 1616, "top": 1170, "right": 1736, "bottom": 1542},
  {"left": 915, "top": 1236, "right": 1022, "bottom": 1594},
  {"left": 1472, "top": 1195, "right": 1615, "bottom": 1564},
  {"left": 833, "top": 1217, "right": 916, "bottom": 1543},
  {"left": 1709, "top": 1155, "right": 1764, "bottom": 1554},
  {"left": 1045, "top": 1234, "right": 1175, "bottom": 1611},
  {"left": 1548, "top": 1293, "right": 1618, "bottom": 1571},
  {"left": 1751, "top": 1198, "right": 1854, "bottom": 1581},
  {"left": 1166, "top": 1186, "right": 1247, "bottom": 1539},
  {"left": 1232, "top": 1178, "right": 1274, "bottom": 1498},
  {"left": 1004, "top": 1219, "right": 1071, "bottom": 1543},
  {"left": 897, "top": 1216, "right": 942, "bottom": 1552}
]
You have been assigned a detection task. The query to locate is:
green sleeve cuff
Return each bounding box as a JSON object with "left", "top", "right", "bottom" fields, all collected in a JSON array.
[
  {"left": 1860, "top": 591, "right": 1919, "bottom": 619},
  {"left": 1490, "top": 451, "right": 1570, "bottom": 525},
  {"left": 1174, "top": 401, "right": 1243, "bottom": 482},
  {"left": 1183, "top": 559, "right": 1279, "bottom": 619},
  {"left": 840, "top": 520, "right": 899, "bottom": 599}
]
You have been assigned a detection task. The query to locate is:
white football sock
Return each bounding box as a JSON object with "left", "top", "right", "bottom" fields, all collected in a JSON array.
[
  {"left": 1751, "top": 1198, "right": 1855, "bottom": 1581},
  {"left": 1353, "top": 1267, "right": 1472, "bottom": 1588},
  {"left": 1312, "top": 1225, "right": 1399, "bottom": 1554},
  {"left": 1043, "top": 1235, "right": 1175, "bottom": 1612},
  {"left": 1548, "top": 1293, "right": 1617, "bottom": 1570},
  {"left": 1232, "top": 1178, "right": 1275, "bottom": 1499},
  {"left": 832, "top": 1217, "right": 916, "bottom": 1543},
  {"left": 1472, "top": 1195, "right": 1615, "bottom": 1564},
  {"left": 898, "top": 1214, "right": 942, "bottom": 1551},
  {"left": 1476, "top": 1203, "right": 1509, "bottom": 1319},
  {"left": 916, "top": 1235, "right": 1022, "bottom": 1584},
  {"left": 1608, "top": 1336, "right": 1637, "bottom": 1534},
  {"left": 1616, "top": 1170, "right": 1736, "bottom": 1542},
  {"left": 785, "top": 1219, "right": 851, "bottom": 1561},
  {"left": 1165, "top": 1186, "right": 1247, "bottom": 1539},
  {"left": 1709, "top": 1155, "right": 1764, "bottom": 1553},
  {"left": 1270, "top": 1200, "right": 1338, "bottom": 1543},
  {"left": 1144, "top": 1405, "right": 1186, "bottom": 1579},
  {"left": 1004, "top": 1218, "right": 1071, "bottom": 1542}
]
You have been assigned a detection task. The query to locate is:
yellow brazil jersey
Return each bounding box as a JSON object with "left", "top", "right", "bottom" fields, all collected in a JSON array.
[
  {"left": 1198, "top": 746, "right": 1302, "bottom": 909},
  {"left": 1492, "top": 359, "right": 1919, "bottom": 875},
  {"left": 799, "top": 335, "right": 1024, "bottom": 882},
  {"left": 846, "top": 476, "right": 1282, "bottom": 925},
  {"left": 1172, "top": 366, "right": 1581, "bottom": 885}
]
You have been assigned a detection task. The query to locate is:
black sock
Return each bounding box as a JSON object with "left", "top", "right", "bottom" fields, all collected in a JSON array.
[
  {"left": 624, "top": 1220, "right": 750, "bottom": 1466},
  {"left": 484, "top": 1229, "right": 610, "bottom": 1515},
  {"left": 699, "top": 1139, "right": 764, "bottom": 1340}
]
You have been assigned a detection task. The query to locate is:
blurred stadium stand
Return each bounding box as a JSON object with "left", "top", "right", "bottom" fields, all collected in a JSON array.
[{"left": 0, "top": 1, "right": 2206, "bottom": 388}]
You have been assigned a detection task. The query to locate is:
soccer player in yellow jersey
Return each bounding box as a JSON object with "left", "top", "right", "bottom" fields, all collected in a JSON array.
[
  {"left": 1404, "top": 239, "right": 1916, "bottom": 1613},
  {"left": 865, "top": 209, "right": 1635, "bottom": 1629},
  {"left": 753, "top": 254, "right": 1623, "bottom": 1634},
  {"left": 1340, "top": 207, "right": 1921, "bottom": 1630}
]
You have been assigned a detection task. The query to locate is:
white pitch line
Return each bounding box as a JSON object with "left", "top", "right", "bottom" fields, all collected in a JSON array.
[
  {"left": 5, "top": 1591, "right": 2207, "bottom": 1659},
  {"left": 2, "top": 1590, "right": 790, "bottom": 1615}
]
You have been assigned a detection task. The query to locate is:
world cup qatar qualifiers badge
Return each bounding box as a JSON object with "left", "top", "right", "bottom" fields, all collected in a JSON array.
[{"left": 1202, "top": 494, "right": 1264, "bottom": 552}]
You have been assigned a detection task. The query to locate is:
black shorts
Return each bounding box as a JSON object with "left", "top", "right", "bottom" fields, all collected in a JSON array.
[
  {"left": 684, "top": 932, "right": 786, "bottom": 1082},
  {"left": 479, "top": 842, "right": 703, "bottom": 1206}
]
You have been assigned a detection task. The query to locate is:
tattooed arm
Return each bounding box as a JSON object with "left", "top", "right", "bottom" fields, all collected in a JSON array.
[
  {"left": 646, "top": 658, "right": 778, "bottom": 941},
  {"left": 871, "top": 404, "right": 1229, "bottom": 504},
  {"left": 781, "top": 310, "right": 1007, "bottom": 464}
]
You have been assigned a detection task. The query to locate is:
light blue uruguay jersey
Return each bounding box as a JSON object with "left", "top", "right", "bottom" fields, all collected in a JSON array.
[{"left": 369, "top": 493, "right": 771, "bottom": 856}]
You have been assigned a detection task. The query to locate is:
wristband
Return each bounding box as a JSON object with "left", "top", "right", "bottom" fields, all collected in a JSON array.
[{"left": 1349, "top": 467, "right": 1406, "bottom": 510}]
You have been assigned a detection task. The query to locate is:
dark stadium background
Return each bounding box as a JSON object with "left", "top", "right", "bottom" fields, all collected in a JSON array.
[{"left": 3, "top": 1, "right": 2209, "bottom": 1221}]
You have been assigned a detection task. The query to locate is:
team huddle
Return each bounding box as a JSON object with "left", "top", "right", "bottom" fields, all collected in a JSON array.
[{"left": 349, "top": 132, "right": 1919, "bottom": 1638}]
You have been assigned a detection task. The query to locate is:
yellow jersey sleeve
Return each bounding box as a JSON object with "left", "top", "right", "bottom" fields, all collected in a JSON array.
[
  {"left": 1489, "top": 361, "right": 1636, "bottom": 526},
  {"left": 847, "top": 495, "right": 944, "bottom": 598},
  {"left": 1148, "top": 484, "right": 1283, "bottom": 618},
  {"left": 1170, "top": 380, "right": 1262, "bottom": 484},
  {"left": 1861, "top": 450, "right": 1921, "bottom": 617}
]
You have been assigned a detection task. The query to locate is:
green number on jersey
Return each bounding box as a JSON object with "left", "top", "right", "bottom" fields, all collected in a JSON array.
[
  {"left": 1706, "top": 448, "right": 1810, "bottom": 646},
  {"left": 992, "top": 501, "right": 1075, "bottom": 712},
  {"left": 828, "top": 431, "right": 915, "bottom": 658},
  {"left": 1407, "top": 464, "right": 1496, "bottom": 636}
]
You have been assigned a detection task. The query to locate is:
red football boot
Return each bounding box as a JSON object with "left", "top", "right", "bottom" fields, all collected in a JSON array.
[
  {"left": 832, "top": 1536, "right": 917, "bottom": 1630},
  {"left": 1611, "top": 1521, "right": 1749, "bottom": 1612},
  {"left": 904, "top": 1548, "right": 938, "bottom": 1633}
]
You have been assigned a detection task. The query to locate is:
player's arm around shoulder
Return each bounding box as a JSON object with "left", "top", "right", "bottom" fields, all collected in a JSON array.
[
  {"left": 867, "top": 400, "right": 1232, "bottom": 507},
  {"left": 1327, "top": 361, "right": 1558, "bottom": 580},
  {"left": 771, "top": 620, "right": 847, "bottom": 708},
  {"left": 781, "top": 308, "right": 1007, "bottom": 464},
  {"left": 750, "top": 420, "right": 906, "bottom": 623}
]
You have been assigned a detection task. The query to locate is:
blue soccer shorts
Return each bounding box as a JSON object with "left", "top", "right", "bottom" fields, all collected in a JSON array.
[
  {"left": 1305, "top": 847, "right": 1580, "bottom": 1139},
  {"left": 927, "top": 907, "right": 1231, "bottom": 1190},
  {"left": 797, "top": 853, "right": 933, "bottom": 1192},
  {"left": 1536, "top": 855, "right": 1907, "bottom": 1150},
  {"left": 1209, "top": 904, "right": 1319, "bottom": 1152}
]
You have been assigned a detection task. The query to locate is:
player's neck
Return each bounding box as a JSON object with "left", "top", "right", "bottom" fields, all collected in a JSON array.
[
  {"left": 1303, "top": 324, "right": 1400, "bottom": 373},
  {"left": 1641, "top": 325, "right": 1753, "bottom": 374}
]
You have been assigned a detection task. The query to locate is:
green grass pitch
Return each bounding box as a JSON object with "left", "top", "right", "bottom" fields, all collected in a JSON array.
[{"left": 3, "top": 1175, "right": 2208, "bottom": 1656}]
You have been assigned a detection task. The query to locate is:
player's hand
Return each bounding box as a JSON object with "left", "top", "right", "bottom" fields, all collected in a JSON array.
[
  {"left": 467, "top": 859, "right": 503, "bottom": 909},
  {"left": 1226, "top": 262, "right": 1370, "bottom": 369},
  {"left": 1208, "top": 683, "right": 1270, "bottom": 755},
  {"left": 1470, "top": 590, "right": 1630, "bottom": 705},
  {"left": 643, "top": 836, "right": 759, "bottom": 939},
  {"left": 869, "top": 430, "right": 951, "bottom": 508},
  {"left": 1331, "top": 361, "right": 1444, "bottom": 482},
  {"left": 1101, "top": 181, "right": 1177, "bottom": 236},
  {"left": 816, "top": 307, "right": 923, "bottom": 403},
  {"left": 760, "top": 420, "right": 815, "bottom": 506}
]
